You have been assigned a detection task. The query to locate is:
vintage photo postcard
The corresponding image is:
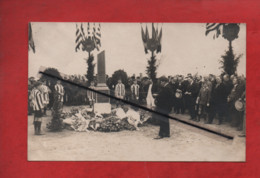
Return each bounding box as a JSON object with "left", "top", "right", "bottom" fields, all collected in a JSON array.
[{"left": 28, "top": 22, "right": 246, "bottom": 161}]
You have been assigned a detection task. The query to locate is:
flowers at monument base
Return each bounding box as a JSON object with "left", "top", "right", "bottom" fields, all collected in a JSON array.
[{"left": 61, "top": 107, "right": 150, "bottom": 132}]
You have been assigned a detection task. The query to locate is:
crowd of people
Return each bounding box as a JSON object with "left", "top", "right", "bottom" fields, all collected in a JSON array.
[
  {"left": 110, "top": 73, "right": 246, "bottom": 133},
  {"left": 28, "top": 72, "right": 246, "bottom": 137}
]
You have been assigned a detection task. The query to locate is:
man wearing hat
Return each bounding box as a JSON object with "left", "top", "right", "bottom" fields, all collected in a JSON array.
[
  {"left": 154, "top": 76, "right": 173, "bottom": 139},
  {"left": 185, "top": 77, "right": 200, "bottom": 121},
  {"left": 227, "top": 77, "right": 245, "bottom": 130},
  {"left": 30, "top": 81, "right": 45, "bottom": 135}
]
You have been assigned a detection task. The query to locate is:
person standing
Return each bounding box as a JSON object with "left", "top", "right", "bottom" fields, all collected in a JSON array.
[
  {"left": 87, "top": 81, "right": 96, "bottom": 108},
  {"left": 169, "top": 76, "right": 178, "bottom": 113},
  {"left": 196, "top": 82, "right": 210, "bottom": 122},
  {"left": 223, "top": 74, "right": 233, "bottom": 123},
  {"left": 31, "top": 82, "right": 45, "bottom": 135},
  {"left": 227, "top": 77, "right": 245, "bottom": 129},
  {"left": 154, "top": 76, "right": 173, "bottom": 139},
  {"left": 115, "top": 79, "right": 125, "bottom": 107},
  {"left": 175, "top": 76, "right": 185, "bottom": 114},
  {"left": 40, "top": 80, "right": 51, "bottom": 115},
  {"left": 208, "top": 77, "right": 227, "bottom": 124},
  {"left": 54, "top": 80, "right": 65, "bottom": 107},
  {"left": 185, "top": 77, "right": 199, "bottom": 121},
  {"left": 146, "top": 79, "right": 155, "bottom": 109},
  {"left": 130, "top": 79, "right": 140, "bottom": 104}
]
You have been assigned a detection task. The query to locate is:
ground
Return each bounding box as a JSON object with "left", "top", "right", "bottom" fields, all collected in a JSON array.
[{"left": 28, "top": 106, "right": 245, "bottom": 161}]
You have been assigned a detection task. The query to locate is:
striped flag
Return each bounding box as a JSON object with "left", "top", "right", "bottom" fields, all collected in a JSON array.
[
  {"left": 75, "top": 23, "right": 86, "bottom": 52},
  {"left": 92, "top": 23, "right": 101, "bottom": 51},
  {"left": 205, "top": 23, "right": 224, "bottom": 38},
  {"left": 28, "top": 22, "right": 35, "bottom": 53}
]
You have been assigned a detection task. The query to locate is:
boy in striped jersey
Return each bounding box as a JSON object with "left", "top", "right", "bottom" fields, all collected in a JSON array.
[
  {"left": 115, "top": 79, "right": 125, "bottom": 107},
  {"left": 31, "top": 81, "right": 45, "bottom": 135},
  {"left": 39, "top": 80, "right": 51, "bottom": 115},
  {"left": 131, "top": 79, "right": 140, "bottom": 104},
  {"left": 54, "top": 80, "right": 65, "bottom": 106}
]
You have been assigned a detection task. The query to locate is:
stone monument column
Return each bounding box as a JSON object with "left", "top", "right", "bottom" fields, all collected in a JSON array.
[{"left": 94, "top": 50, "right": 111, "bottom": 113}]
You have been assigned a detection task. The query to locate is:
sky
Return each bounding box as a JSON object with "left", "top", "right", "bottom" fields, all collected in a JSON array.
[{"left": 29, "top": 22, "right": 246, "bottom": 78}]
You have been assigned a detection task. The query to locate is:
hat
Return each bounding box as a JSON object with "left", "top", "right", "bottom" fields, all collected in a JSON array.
[
  {"left": 235, "top": 100, "right": 245, "bottom": 112},
  {"left": 159, "top": 76, "right": 168, "bottom": 82}
]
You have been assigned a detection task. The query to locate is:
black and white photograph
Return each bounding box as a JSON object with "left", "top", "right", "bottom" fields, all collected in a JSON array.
[{"left": 28, "top": 22, "right": 246, "bottom": 161}]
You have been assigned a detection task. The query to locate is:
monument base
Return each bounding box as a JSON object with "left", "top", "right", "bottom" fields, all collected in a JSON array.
[{"left": 94, "top": 103, "right": 111, "bottom": 114}]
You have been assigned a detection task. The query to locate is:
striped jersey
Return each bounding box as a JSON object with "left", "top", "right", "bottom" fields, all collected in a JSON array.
[
  {"left": 30, "top": 88, "right": 44, "bottom": 111},
  {"left": 115, "top": 83, "right": 125, "bottom": 97},
  {"left": 131, "top": 84, "right": 140, "bottom": 97},
  {"left": 54, "top": 84, "right": 64, "bottom": 95}
]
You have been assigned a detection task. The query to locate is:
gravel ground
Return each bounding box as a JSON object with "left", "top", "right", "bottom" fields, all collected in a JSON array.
[{"left": 28, "top": 108, "right": 245, "bottom": 161}]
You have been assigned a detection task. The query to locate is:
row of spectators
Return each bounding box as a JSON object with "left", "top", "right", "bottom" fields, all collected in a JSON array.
[{"left": 28, "top": 72, "right": 246, "bottom": 131}]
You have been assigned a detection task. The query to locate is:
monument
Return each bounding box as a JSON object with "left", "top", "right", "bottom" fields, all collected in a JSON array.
[{"left": 94, "top": 50, "right": 111, "bottom": 113}]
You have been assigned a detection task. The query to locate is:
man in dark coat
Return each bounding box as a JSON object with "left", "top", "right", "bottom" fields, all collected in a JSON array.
[
  {"left": 208, "top": 77, "right": 227, "bottom": 124},
  {"left": 228, "top": 77, "right": 245, "bottom": 129},
  {"left": 154, "top": 76, "right": 173, "bottom": 139},
  {"left": 169, "top": 76, "right": 178, "bottom": 113},
  {"left": 185, "top": 77, "right": 200, "bottom": 120},
  {"left": 223, "top": 74, "right": 233, "bottom": 122},
  {"left": 181, "top": 76, "right": 190, "bottom": 112},
  {"left": 175, "top": 76, "right": 185, "bottom": 114}
]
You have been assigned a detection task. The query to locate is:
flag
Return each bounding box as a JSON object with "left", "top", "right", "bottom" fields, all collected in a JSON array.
[
  {"left": 75, "top": 24, "right": 82, "bottom": 52},
  {"left": 75, "top": 23, "right": 87, "bottom": 52},
  {"left": 156, "top": 27, "right": 162, "bottom": 53},
  {"left": 80, "top": 23, "right": 86, "bottom": 38},
  {"left": 141, "top": 25, "right": 148, "bottom": 54},
  {"left": 93, "top": 23, "right": 101, "bottom": 51},
  {"left": 152, "top": 23, "right": 157, "bottom": 41},
  {"left": 28, "top": 22, "right": 35, "bottom": 53},
  {"left": 155, "top": 24, "right": 159, "bottom": 40},
  {"left": 205, "top": 23, "right": 224, "bottom": 37},
  {"left": 145, "top": 25, "right": 149, "bottom": 40}
]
